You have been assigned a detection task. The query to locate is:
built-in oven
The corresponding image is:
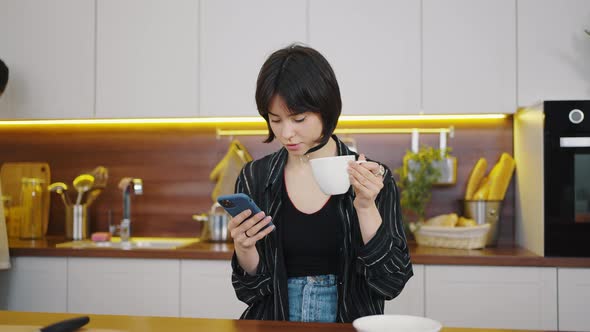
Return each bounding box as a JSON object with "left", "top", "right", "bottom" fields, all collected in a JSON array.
[{"left": 544, "top": 100, "right": 590, "bottom": 257}]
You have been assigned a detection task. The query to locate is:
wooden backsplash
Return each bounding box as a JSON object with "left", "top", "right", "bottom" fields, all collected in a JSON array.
[{"left": 0, "top": 117, "right": 514, "bottom": 245}]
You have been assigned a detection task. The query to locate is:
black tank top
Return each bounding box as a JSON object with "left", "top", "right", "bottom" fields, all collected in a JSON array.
[{"left": 282, "top": 184, "right": 342, "bottom": 277}]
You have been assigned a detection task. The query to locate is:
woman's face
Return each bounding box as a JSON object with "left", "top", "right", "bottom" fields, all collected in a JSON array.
[{"left": 267, "top": 95, "right": 323, "bottom": 156}]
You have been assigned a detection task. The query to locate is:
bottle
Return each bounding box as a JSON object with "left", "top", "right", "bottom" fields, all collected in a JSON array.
[{"left": 20, "top": 177, "right": 45, "bottom": 240}]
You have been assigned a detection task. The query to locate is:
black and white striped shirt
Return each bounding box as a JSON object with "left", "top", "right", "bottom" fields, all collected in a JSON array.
[{"left": 231, "top": 135, "right": 413, "bottom": 323}]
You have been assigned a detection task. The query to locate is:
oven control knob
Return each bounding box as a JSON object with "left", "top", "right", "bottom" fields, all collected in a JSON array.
[{"left": 569, "top": 109, "right": 584, "bottom": 124}]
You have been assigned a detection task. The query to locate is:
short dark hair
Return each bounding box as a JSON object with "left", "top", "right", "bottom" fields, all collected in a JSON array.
[
  {"left": 255, "top": 44, "right": 342, "bottom": 144},
  {"left": 0, "top": 58, "right": 8, "bottom": 95}
]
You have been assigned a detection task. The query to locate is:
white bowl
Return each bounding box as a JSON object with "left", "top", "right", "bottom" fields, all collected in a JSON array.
[
  {"left": 352, "top": 314, "right": 442, "bottom": 332},
  {"left": 309, "top": 155, "right": 355, "bottom": 195}
]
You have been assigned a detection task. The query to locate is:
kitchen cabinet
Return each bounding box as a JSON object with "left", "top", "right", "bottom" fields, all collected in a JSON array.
[
  {"left": 558, "top": 268, "right": 590, "bottom": 332},
  {"left": 67, "top": 257, "right": 180, "bottom": 317},
  {"left": 95, "top": 0, "right": 199, "bottom": 118},
  {"left": 518, "top": 0, "right": 590, "bottom": 107},
  {"left": 180, "top": 259, "right": 247, "bottom": 319},
  {"left": 385, "top": 264, "right": 424, "bottom": 316},
  {"left": 308, "top": 0, "right": 421, "bottom": 115},
  {"left": 199, "top": 0, "right": 306, "bottom": 117},
  {"left": 425, "top": 265, "right": 557, "bottom": 330},
  {"left": 0, "top": 0, "right": 95, "bottom": 119},
  {"left": 422, "top": 0, "right": 516, "bottom": 114},
  {"left": 0, "top": 257, "right": 67, "bottom": 313}
]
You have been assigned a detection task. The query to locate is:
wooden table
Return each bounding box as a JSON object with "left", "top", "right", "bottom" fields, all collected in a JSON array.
[{"left": 0, "top": 311, "right": 561, "bottom": 332}]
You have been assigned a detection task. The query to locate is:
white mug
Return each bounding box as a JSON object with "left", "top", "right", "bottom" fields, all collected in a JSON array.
[{"left": 309, "top": 155, "right": 356, "bottom": 195}]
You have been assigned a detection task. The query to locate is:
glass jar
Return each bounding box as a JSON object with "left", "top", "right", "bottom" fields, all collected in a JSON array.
[{"left": 19, "top": 177, "right": 45, "bottom": 240}]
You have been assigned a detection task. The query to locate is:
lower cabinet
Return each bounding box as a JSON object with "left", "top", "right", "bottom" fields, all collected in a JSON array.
[
  {"left": 3, "top": 256, "right": 588, "bottom": 331},
  {"left": 425, "top": 265, "right": 557, "bottom": 330},
  {"left": 385, "top": 264, "right": 424, "bottom": 316},
  {"left": 180, "top": 260, "right": 247, "bottom": 319},
  {"left": 0, "top": 256, "right": 67, "bottom": 313},
  {"left": 67, "top": 257, "right": 180, "bottom": 317},
  {"left": 558, "top": 268, "right": 590, "bottom": 332}
]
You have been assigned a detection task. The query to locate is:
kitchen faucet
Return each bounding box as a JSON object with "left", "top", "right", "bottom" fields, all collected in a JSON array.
[{"left": 118, "top": 177, "right": 143, "bottom": 242}]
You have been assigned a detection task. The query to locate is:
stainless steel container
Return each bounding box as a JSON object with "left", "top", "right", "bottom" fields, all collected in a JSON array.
[
  {"left": 193, "top": 203, "right": 231, "bottom": 242},
  {"left": 463, "top": 200, "right": 503, "bottom": 246},
  {"left": 65, "top": 204, "right": 89, "bottom": 240}
]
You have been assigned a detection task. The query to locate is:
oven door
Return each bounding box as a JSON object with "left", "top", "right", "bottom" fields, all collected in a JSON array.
[{"left": 545, "top": 135, "right": 590, "bottom": 257}]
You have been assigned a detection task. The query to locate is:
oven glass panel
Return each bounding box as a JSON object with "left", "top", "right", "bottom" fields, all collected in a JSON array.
[{"left": 574, "top": 154, "right": 590, "bottom": 223}]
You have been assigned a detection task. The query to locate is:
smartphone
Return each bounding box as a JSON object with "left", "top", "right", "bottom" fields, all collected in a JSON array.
[{"left": 217, "top": 193, "right": 274, "bottom": 231}]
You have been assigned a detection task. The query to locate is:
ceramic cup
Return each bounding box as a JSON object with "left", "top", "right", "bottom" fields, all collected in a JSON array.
[{"left": 309, "top": 155, "right": 356, "bottom": 195}]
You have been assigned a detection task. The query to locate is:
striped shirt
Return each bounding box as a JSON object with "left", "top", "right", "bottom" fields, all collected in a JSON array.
[{"left": 231, "top": 135, "right": 413, "bottom": 323}]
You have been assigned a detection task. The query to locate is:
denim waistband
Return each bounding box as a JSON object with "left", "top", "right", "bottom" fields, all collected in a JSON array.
[{"left": 287, "top": 274, "right": 337, "bottom": 286}]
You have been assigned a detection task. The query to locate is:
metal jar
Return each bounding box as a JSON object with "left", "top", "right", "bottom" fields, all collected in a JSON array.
[
  {"left": 193, "top": 203, "right": 232, "bottom": 242},
  {"left": 463, "top": 200, "right": 503, "bottom": 246}
]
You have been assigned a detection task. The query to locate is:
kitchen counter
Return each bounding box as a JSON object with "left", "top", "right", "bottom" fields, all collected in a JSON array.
[
  {"left": 0, "top": 311, "right": 564, "bottom": 332},
  {"left": 7, "top": 236, "right": 590, "bottom": 268}
]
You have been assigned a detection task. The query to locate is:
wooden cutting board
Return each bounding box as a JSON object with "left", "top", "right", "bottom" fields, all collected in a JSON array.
[{"left": 0, "top": 162, "right": 51, "bottom": 235}]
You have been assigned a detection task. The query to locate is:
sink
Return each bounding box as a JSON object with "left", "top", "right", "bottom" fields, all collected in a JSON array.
[{"left": 56, "top": 237, "right": 199, "bottom": 250}]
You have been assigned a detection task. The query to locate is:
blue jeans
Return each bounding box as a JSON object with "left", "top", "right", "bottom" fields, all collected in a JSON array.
[{"left": 287, "top": 274, "right": 338, "bottom": 322}]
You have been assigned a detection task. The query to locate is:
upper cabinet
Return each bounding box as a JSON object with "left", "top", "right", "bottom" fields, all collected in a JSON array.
[
  {"left": 0, "top": 0, "right": 95, "bottom": 119},
  {"left": 422, "top": 0, "right": 516, "bottom": 114},
  {"left": 308, "top": 0, "right": 421, "bottom": 115},
  {"left": 518, "top": 0, "right": 590, "bottom": 107},
  {"left": 199, "top": 0, "right": 306, "bottom": 117},
  {"left": 95, "top": 0, "right": 199, "bottom": 118}
]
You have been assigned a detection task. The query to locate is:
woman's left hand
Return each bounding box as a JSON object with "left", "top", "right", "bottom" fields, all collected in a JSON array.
[{"left": 348, "top": 154, "right": 385, "bottom": 209}]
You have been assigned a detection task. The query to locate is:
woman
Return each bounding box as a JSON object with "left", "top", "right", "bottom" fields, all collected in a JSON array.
[{"left": 227, "top": 44, "right": 413, "bottom": 323}]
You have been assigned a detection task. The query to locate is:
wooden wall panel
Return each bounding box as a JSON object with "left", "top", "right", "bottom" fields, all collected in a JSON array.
[{"left": 0, "top": 118, "right": 514, "bottom": 245}]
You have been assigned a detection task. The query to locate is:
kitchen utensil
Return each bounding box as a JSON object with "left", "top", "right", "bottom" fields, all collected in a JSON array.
[
  {"left": 89, "top": 166, "right": 109, "bottom": 189},
  {"left": 48, "top": 182, "right": 71, "bottom": 207},
  {"left": 84, "top": 166, "right": 108, "bottom": 206},
  {"left": 0, "top": 162, "right": 51, "bottom": 235},
  {"left": 193, "top": 203, "right": 231, "bottom": 242},
  {"left": 353, "top": 314, "right": 442, "bottom": 332},
  {"left": 19, "top": 177, "right": 45, "bottom": 240},
  {"left": 73, "top": 174, "right": 94, "bottom": 205}
]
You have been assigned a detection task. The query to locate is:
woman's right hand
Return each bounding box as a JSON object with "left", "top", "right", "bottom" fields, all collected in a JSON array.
[{"left": 228, "top": 209, "right": 274, "bottom": 251}]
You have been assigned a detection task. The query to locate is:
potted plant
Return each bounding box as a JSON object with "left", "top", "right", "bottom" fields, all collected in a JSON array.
[{"left": 395, "top": 146, "right": 447, "bottom": 235}]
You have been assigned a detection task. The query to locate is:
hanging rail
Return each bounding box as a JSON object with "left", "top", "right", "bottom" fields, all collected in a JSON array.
[{"left": 216, "top": 126, "right": 454, "bottom": 139}]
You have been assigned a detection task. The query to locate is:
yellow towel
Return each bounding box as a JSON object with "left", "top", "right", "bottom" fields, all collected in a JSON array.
[
  {"left": 210, "top": 140, "right": 252, "bottom": 202},
  {"left": 0, "top": 179, "right": 11, "bottom": 270}
]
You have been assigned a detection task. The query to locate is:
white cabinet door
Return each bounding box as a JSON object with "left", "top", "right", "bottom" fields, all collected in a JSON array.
[
  {"left": 308, "top": 0, "right": 421, "bottom": 115},
  {"left": 558, "top": 268, "right": 590, "bottom": 332},
  {"left": 95, "top": 0, "right": 199, "bottom": 118},
  {"left": 180, "top": 259, "right": 247, "bottom": 319},
  {"left": 518, "top": 0, "right": 590, "bottom": 106},
  {"left": 385, "top": 264, "right": 424, "bottom": 316},
  {"left": 199, "top": 0, "right": 306, "bottom": 117},
  {"left": 67, "top": 257, "right": 180, "bottom": 317},
  {"left": 425, "top": 265, "right": 557, "bottom": 330},
  {"left": 0, "top": 257, "right": 67, "bottom": 312},
  {"left": 423, "top": 0, "right": 516, "bottom": 114},
  {"left": 0, "top": 0, "right": 95, "bottom": 119}
]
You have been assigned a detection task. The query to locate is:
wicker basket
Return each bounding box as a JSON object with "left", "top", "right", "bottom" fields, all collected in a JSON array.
[{"left": 414, "top": 224, "right": 491, "bottom": 249}]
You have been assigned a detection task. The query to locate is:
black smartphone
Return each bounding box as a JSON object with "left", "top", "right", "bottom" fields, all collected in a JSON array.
[{"left": 217, "top": 193, "right": 274, "bottom": 231}]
